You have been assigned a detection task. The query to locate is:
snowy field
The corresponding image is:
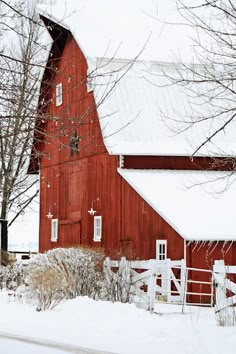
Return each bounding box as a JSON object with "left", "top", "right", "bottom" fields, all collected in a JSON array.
[{"left": 0, "top": 292, "right": 235, "bottom": 354}]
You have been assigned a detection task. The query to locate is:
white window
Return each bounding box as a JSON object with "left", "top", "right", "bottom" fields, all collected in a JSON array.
[
  {"left": 56, "top": 83, "right": 62, "bottom": 106},
  {"left": 93, "top": 216, "right": 102, "bottom": 242},
  {"left": 51, "top": 219, "right": 58, "bottom": 242},
  {"left": 156, "top": 240, "right": 167, "bottom": 260}
]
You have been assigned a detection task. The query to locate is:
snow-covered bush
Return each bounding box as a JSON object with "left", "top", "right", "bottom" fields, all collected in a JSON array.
[
  {"left": 103, "top": 257, "right": 133, "bottom": 303},
  {"left": 24, "top": 247, "right": 105, "bottom": 310},
  {"left": 0, "top": 264, "right": 24, "bottom": 291},
  {"left": 8, "top": 248, "right": 134, "bottom": 311},
  {"left": 28, "top": 267, "right": 66, "bottom": 311}
]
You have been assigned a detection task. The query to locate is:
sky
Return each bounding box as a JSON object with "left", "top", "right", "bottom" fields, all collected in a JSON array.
[{"left": 8, "top": 199, "right": 39, "bottom": 252}]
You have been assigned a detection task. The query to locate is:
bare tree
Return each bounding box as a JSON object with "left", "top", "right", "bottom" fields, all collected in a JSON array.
[
  {"left": 159, "top": 0, "right": 236, "bottom": 165},
  {"left": 0, "top": 1, "right": 44, "bottom": 229}
]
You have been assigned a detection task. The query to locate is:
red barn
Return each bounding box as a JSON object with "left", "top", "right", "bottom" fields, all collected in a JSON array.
[{"left": 30, "top": 2, "right": 236, "bottom": 294}]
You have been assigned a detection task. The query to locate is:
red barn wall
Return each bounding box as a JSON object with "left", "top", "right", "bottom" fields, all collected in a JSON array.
[
  {"left": 39, "top": 32, "right": 185, "bottom": 260},
  {"left": 186, "top": 242, "right": 236, "bottom": 303},
  {"left": 119, "top": 177, "right": 184, "bottom": 260}
]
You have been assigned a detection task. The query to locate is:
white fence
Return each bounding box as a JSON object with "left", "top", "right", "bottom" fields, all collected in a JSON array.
[
  {"left": 213, "top": 260, "right": 236, "bottom": 312},
  {"left": 104, "top": 257, "right": 213, "bottom": 312}
]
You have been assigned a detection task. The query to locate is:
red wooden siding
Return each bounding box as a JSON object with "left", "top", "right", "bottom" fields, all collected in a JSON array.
[
  {"left": 40, "top": 34, "right": 105, "bottom": 171},
  {"left": 119, "top": 176, "right": 184, "bottom": 259},
  {"left": 40, "top": 150, "right": 184, "bottom": 259},
  {"left": 123, "top": 155, "right": 234, "bottom": 170},
  {"left": 186, "top": 242, "right": 236, "bottom": 303}
]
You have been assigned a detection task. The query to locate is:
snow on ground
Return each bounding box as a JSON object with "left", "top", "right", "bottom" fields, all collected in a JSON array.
[
  {"left": 0, "top": 292, "right": 235, "bottom": 354},
  {"left": 0, "top": 338, "right": 70, "bottom": 354}
]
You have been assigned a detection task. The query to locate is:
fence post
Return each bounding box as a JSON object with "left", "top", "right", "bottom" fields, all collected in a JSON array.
[
  {"left": 213, "top": 260, "right": 226, "bottom": 312},
  {"left": 147, "top": 261, "right": 157, "bottom": 313},
  {"left": 103, "top": 257, "right": 110, "bottom": 271},
  {"left": 210, "top": 269, "right": 214, "bottom": 307},
  {"left": 119, "top": 257, "right": 128, "bottom": 303},
  {"left": 103, "top": 257, "right": 111, "bottom": 283},
  {"left": 180, "top": 259, "right": 187, "bottom": 303},
  {"left": 119, "top": 257, "right": 126, "bottom": 275},
  {"left": 182, "top": 267, "right": 188, "bottom": 314},
  {"left": 164, "top": 259, "right": 171, "bottom": 302}
]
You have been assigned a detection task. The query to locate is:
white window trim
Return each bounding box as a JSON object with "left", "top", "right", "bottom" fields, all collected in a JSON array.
[
  {"left": 51, "top": 219, "right": 58, "bottom": 242},
  {"left": 156, "top": 240, "right": 167, "bottom": 260},
  {"left": 93, "top": 216, "right": 102, "bottom": 242},
  {"left": 56, "top": 83, "right": 62, "bottom": 106}
]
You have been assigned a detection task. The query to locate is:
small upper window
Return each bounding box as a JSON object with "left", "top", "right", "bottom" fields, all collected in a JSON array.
[
  {"left": 56, "top": 83, "right": 62, "bottom": 106},
  {"left": 156, "top": 240, "right": 167, "bottom": 260}
]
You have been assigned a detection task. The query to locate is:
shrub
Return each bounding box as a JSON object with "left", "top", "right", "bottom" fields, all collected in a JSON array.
[
  {"left": 24, "top": 247, "right": 105, "bottom": 310},
  {"left": 5, "top": 248, "right": 134, "bottom": 311},
  {"left": 103, "top": 257, "right": 133, "bottom": 303},
  {"left": 0, "top": 264, "right": 24, "bottom": 291},
  {"left": 29, "top": 268, "right": 66, "bottom": 311}
]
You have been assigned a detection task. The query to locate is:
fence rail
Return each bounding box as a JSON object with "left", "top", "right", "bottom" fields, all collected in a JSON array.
[{"left": 104, "top": 257, "right": 213, "bottom": 312}]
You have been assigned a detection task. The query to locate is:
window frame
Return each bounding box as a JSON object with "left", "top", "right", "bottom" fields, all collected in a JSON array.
[
  {"left": 51, "top": 219, "right": 58, "bottom": 242},
  {"left": 156, "top": 240, "right": 167, "bottom": 260},
  {"left": 56, "top": 83, "right": 62, "bottom": 106},
  {"left": 93, "top": 216, "right": 102, "bottom": 242}
]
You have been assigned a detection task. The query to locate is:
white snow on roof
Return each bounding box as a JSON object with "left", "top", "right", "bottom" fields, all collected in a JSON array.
[
  {"left": 92, "top": 60, "right": 236, "bottom": 156},
  {"left": 38, "top": 0, "right": 195, "bottom": 62},
  {"left": 118, "top": 168, "right": 236, "bottom": 241}
]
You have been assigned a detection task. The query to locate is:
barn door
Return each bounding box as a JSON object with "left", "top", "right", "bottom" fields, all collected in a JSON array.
[
  {"left": 59, "top": 168, "right": 82, "bottom": 222},
  {"left": 60, "top": 221, "right": 81, "bottom": 247}
]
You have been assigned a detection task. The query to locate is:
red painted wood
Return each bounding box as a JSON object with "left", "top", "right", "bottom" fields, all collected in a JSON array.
[
  {"left": 187, "top": 242, "right": 235, "bottom": 304},
  {"left": 123, "top": 155, "right": 234, "bottom": 170}
]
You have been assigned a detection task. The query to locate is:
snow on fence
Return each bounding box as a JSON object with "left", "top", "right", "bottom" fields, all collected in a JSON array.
[
  {"left": 104, "top": 257, "right": 213, "bottom": 313},
  {"left": 213, "top": 260, "right": 236, "bottom": 325}
]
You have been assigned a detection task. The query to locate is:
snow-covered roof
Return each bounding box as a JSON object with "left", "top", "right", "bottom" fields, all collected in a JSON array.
[
  {"left": 118, "top": 168, "right": 236, "bottom": 241},
  {"left": 92, "top": 60, "right": 236, "bottom": 156},
  {"left": 38, "top": 0, "right": 195, "bottom": 62}
]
